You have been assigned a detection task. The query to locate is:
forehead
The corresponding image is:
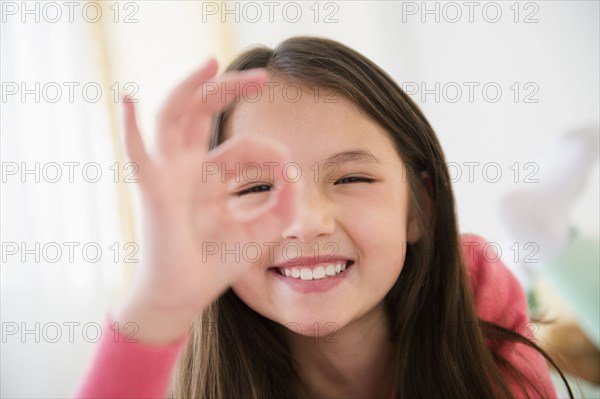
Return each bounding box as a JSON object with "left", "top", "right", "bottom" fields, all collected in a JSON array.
[{"left": 223, "top": 77, "right": 400, "bottom": 164}]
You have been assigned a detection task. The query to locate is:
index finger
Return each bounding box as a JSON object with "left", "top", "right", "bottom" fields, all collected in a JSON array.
[
  {"left": 178, "top": 68, "right": 269, "bottom": 152},
  {"left": 157, "top": 58, "right": 220, "bottom": 129}
]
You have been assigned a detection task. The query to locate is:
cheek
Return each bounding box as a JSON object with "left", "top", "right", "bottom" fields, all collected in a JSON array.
[
  {"left": 230, "top": 272, "right": 270, "bottom": 318},
  {"left": 341, "top": 186, "right": 410, "bottom": 245},
  {"left": 340, "top": 187, "right": 409, "bottom": 277},
  {"left": 229, "top": 245, "right": 277, "bottom": 313}
]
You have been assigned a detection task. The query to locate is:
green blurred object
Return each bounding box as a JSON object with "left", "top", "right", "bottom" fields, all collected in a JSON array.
[
  {"left": 528, "top": 289, "right": 541, "bottom": 317},
  {"left": 540, "top": 229, "right": 600, "bottom": 348}
]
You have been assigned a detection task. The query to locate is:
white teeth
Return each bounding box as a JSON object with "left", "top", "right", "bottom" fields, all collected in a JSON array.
[
  {"left": 312, "top": 266, "right": 326, "bottom": 279},
  {"left": 277, "top": 262, "right": 349, "bottom": 280},
  {"left": 325, "top": 265, "right": 336, "bottom": 276},
  {"left": 300, "top": 268, "right": 312, "bottom": 281}
]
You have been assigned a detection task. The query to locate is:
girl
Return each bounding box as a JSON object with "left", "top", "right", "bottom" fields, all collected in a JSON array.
[{"left": 76, "top": 36, "right": 573, "bottom": 398}]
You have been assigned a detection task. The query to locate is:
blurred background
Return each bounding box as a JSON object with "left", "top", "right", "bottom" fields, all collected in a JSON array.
[{"left": 1, "top": 1, "right": 598, "bottom": 397}]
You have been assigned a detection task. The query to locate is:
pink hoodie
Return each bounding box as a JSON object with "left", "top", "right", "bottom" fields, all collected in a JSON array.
[{"left": 74, "top": 234, "right": 557, "bottom": 398}]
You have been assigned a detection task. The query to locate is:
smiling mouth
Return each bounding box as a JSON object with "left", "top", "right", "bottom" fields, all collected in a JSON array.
[{"left": 270, "top": 261, "right": 354, "bottom": 281}]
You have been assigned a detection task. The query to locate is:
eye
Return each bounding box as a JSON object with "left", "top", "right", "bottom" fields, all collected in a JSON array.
[
  {"left": 334, "top": 176, "right": 375, "bottom": 185},
  {"left": 235, "top": 184, "right": 273, "bottom": 196}
]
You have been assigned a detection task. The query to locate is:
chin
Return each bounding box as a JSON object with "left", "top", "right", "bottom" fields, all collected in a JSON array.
[
  {"left": 271, "top": 310, "right": 350, "bottom": 340},
  {"left": 282, "top": 319, "right": 345, "bottom": 341}
]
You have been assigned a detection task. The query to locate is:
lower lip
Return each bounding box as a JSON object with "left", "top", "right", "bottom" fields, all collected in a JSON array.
[{"left": 269, "top": 262, "right": 353, "bottom": 293}]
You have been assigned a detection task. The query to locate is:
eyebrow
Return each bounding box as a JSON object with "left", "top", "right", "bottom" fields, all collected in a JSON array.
[{"left": 322, "top": 149, "right": 382, "bottom": 165}]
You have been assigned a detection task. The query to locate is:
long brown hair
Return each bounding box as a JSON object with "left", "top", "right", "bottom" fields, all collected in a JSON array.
[{"left": 170, "top": 36, "right": 573, "bottom": 398}]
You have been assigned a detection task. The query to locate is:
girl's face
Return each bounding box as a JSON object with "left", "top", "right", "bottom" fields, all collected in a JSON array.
[{"left": 225, "top": 77, "right": 419, "bottom": 337}]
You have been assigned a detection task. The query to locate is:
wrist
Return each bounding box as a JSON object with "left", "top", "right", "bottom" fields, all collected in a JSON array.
[{"left": 112, "top": 294, "right": 196, "bottom": 346}]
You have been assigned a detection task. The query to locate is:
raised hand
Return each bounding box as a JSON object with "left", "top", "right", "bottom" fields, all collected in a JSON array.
[{"left": 113, "top": 59, "right": 296, "bottom": 344}]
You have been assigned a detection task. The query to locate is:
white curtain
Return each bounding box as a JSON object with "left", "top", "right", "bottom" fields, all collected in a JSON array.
[{"left": 1, "top": 2, "right": 229, "bottom": 397}]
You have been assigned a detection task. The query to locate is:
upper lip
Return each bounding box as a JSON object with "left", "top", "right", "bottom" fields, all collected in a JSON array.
[{"left": 270, "top": 256, "right": 353, "bottom": 270}]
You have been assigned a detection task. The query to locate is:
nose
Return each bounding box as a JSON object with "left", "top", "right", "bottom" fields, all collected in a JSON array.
[{"left": 282, "top": 184, "right": 335, "bottom": 242}]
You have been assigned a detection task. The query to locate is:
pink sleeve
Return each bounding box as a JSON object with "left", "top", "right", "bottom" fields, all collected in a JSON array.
[
  {"left": 73, "top": 316, "right": 188, "bottom": 399},
  {"left": 460, "top": 233, "right": 557, "bottom": 398}
]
